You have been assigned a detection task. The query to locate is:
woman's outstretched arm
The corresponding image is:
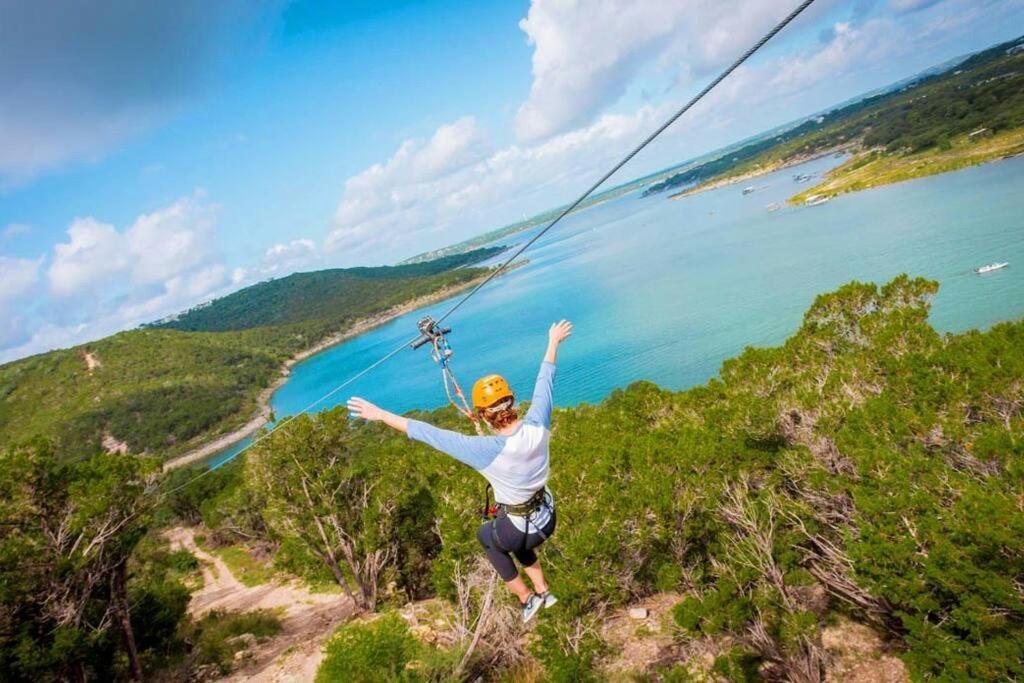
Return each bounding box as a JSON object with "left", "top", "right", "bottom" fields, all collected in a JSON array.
[
  {"left": 525, "top": 320, "right": 572, "bottom": 428},
  {"left": 347, "top": 397, "right": 408, "bottom": 433},
  {"left": 347, "top": 397, "right": 505, "bottom": 470}
]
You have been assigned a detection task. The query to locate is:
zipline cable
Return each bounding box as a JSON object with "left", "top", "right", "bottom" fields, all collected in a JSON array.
[
  {"left": 156, "top": 0, "right": 816, "bottom": 500},
  {"left": 433, "top": 0, "right": 817, "bottom": 326},
  {"left": 160, "top": 336, "right": 417, "bottom": 497}
]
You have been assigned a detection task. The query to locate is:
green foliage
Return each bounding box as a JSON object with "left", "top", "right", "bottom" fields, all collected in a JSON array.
[
  {"left": 246, "top": 409, "right": 429, "bottom": 609},
  {"left": 710, "top": 648, "right": 761, "bottom": 682},
  {"left": 232, "top": 274, "right": 1024, "bottom": 680},
  {"left": 154, "top": 246, "right": 504, "bottom": 332},
  {"left": 0, "top": 439, "right": 161, "bottom": 681},
  {"left": 0, "top": 248, "right": 501, "bottom": 460},
  {"left": 645, "top": 35, "right": 1024, "bottom": 195},
  {"left": 188, "top": 609, "right": 282, "bottom": 674},
  {"left": 316, "top": 612, "right": 458, "bottom": 683},
  {"left": 213, "top": 545, "right": 277, "bottom": 587}
]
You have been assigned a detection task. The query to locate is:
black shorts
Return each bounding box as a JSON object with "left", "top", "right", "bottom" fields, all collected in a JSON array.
[{"left": 476, "top": 509, "right": 557, "bottom": 581}]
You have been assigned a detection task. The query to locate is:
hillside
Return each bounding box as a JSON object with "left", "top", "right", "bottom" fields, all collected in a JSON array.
[
  {"left": 5, "top": 275, "right": 1021, "bottom": 681},
  {"left": 0, "top": 247, "right": 503, "bottom": 460},
  {"left": 643, "top": 34, "right": 1024, "bottom": 201},
  {"left": 154, "top": 247, "right": 505, "bottom": 332}
]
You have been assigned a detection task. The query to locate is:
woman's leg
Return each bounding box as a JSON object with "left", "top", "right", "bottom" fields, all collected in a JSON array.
[
  {"left": 522, "top": 558, "right": 548, "bottom": 594},
  {"left": 517, "top": 511, "right": 557, "bottom": 594},
  {"left": 476, "top": 521, "right": 532, "bottom": 603}
]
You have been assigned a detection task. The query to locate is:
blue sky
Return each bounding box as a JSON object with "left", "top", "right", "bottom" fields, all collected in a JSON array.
[{"left": 1, "top": 0, "right": 1023, "bottom": 362}]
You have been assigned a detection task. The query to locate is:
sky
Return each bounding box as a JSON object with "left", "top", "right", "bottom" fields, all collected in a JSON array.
[{"left": 1, "top": 0, "right": 1023, "bottom": 363}]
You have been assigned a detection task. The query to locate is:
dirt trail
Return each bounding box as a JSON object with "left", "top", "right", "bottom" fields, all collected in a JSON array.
[{"left": 167, "top": 527, "right": 354, "bottom": 682}]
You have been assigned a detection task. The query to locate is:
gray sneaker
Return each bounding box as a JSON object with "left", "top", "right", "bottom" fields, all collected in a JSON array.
[
  {"left": 521, "top": 593, "right": 544, "bottom": 623},
  {"left": 539, "top": 591, "right": 558, "bottom": 608}
]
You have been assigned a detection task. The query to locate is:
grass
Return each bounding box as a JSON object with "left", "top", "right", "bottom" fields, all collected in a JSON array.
[
  {"left": 214, "top": 545, "right": 277, "bottom": 587},
  {"left": 190, "top": 609, "right": 283, "bottom": 673},
  {"left": 790, "top": 127, "right": 1024, "bottom": 204}
]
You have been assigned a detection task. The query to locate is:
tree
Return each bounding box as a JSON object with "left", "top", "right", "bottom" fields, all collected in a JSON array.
[
  {"left": 0, "top": 439, "right": 160, "bottom": 681},
  {"left": 245, "top": 409, "right": 397, "bottom": 610}
]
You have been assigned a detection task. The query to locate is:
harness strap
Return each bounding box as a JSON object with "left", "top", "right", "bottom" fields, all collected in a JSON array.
[{"left": 497, "top": 487, "right": 548, "bottom": 516}]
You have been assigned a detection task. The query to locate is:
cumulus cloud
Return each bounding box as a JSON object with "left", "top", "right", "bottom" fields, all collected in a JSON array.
[
  {"left": 514, "top": 0, "right": 824, "bottom": 141},
  {"left": 48, "top": 218, "right": 128, "bottom": 297},
  {"left": 0, "top": 1, "right": 282, "bottom": 189},
  {"left": 0, "top": 191, "right": 237, "bottom": 360},
  {"left": 327, "top": 107, "right": 666, "bottom": 264},
  {"left": 127, "top": 193, "right": 218, "bottom": 283},
  {"left": 262, "top": 238, "right": 319, "bottom": 275},
  {"left": 48, "top": 192, "right": 218, "bottom": 296},
  {"left": 0, "top": 256, "right": 40, "bottom": 302}
]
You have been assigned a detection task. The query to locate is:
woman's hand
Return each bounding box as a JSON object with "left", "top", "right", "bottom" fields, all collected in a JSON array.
[
  {"left": 548, "top": 319, "right": 573, "bottom": 346},
  {"left": 347, "top": 397, "right": 384, "bottom": 421},
  {"left": 544, "top": 319, "right": 572, "bottom": 364}
]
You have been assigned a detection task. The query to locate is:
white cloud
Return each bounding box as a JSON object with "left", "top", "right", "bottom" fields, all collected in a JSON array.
[
  {"left": 0, "top": 191, "right": 240, "bottom": 360},
  {"left": 0, "top": 256, "right": 40, "bottom": 302},
  {"left": 2, "top": 223, "right": 32, "bottom": 239},
  {"left": 327, "top": 106, "right": 664, "bottom": 264},
  {"left": 48, "top": 218, "right": 128, "bottom": 297},
  {"left": 514, "top": 0, "right": 818, "bottom": 141},
  {"left": 262, "top": 238, "right": 318, "bottom": 275},
  {"left": 0, "top": 2, "right": 284, "bottom": 190},
  {"left": 48, "top": 191, "right": 217, "bottom": 296},
  {"left": 127, "top": 192, "right": 218, "bottom": 283}
]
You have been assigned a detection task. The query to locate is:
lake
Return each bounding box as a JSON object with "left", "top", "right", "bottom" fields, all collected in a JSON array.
[{"left": 208, "top": 154, "right": 1024, "bottom": 467}]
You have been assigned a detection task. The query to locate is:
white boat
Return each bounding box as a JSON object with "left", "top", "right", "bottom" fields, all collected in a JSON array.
[
  {"left": 766, "top": 202, "right": 782, "bottom": 212},
  {"left": 742, "top": 186, "right": 756, "bottom": 195},
  {"left": 805, "top": 195, "right": 830, "bottom": 207},
  {"left": 975, "top": 262, "right": 1009, "bottom": 274}
]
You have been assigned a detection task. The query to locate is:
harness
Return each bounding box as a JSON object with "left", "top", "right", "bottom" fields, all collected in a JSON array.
[{"left": 485, "top": 485, "right": 553, "bottom": 545}]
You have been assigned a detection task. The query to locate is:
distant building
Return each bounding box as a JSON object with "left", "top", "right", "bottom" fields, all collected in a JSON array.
[{"left": 968, "top": 127, "right": 993, "bottom": 142}]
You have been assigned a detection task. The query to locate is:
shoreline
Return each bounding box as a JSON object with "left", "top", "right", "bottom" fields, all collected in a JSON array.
[
  {"left": 163, "top": 270, "right": 503, "bottom": 471},
  {"left": 667, "top": 145, "right": 855, "bottom": 201}
]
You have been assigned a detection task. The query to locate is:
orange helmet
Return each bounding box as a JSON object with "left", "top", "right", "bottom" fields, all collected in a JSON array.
[{"left": 472, "top": 374, "right": 514, "bottom": 409}]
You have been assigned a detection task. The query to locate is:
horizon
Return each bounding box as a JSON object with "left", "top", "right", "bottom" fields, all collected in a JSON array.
[{"left": 2, "top": 0, "right": 1024, "bottom": 364}]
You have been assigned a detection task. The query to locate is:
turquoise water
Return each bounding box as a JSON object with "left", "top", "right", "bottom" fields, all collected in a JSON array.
[{"left": 209, "top": 155, "right": 1024, "bottom": 467}]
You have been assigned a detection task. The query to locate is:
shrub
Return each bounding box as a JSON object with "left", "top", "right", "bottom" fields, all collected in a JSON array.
[
  {"left": 315, "top": 612, "right": 456, "bottom": 683},
  {"left": 190, "top": 609, "right": 282, "bottom": 674}
]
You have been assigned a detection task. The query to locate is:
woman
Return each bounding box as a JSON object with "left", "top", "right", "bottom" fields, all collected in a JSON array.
[{"left": 347, "top": 319, "right": 572, "bottom": 623}]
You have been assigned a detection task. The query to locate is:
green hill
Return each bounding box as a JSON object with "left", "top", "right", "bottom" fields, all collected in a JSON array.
[
  {"left": 152, "top": 248, "right": 504, "bottom": 332},
  {"left": 0, "top": 247, "right": 503, "bottom": 460},
  {"left": 644, "top": 34, "right": 1024, "bottom": 199}
]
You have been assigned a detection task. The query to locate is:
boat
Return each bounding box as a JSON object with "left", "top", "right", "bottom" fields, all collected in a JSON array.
[
  {"left": 742, "top": 186, "right": 756, "bottom": 195},
  {"left": 793, "top": 173, "right": 814, "bottom": 183},
  {"left": 975, "top": 262, "right": 1009, "bottom": 274},
  {"left": 805, "top": 195, "right": 830, "bottom": 207},
  {"left": 766, "top": 202, "right": 782, "bottom": 212}
]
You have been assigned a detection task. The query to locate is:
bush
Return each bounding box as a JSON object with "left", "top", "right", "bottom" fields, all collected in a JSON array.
[
  {"left": 190, "top": 609, "right": 282, "bottom": 674},
  {"left": 315, "top": 612, "right": 456, "bottom": 682}
]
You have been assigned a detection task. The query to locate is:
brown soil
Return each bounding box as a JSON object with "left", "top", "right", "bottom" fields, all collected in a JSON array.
[{"left": 166, "top": 527, "right": 354, "bottom": 682}]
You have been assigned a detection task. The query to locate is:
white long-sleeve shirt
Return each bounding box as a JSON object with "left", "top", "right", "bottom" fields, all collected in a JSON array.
[{"left": 407, "top": 362, "right": 556, "bottom": 531}]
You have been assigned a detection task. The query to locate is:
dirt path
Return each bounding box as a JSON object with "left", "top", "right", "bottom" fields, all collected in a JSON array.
[{"left": 167, "top": 527, "right": 354, "bottom": 682}]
